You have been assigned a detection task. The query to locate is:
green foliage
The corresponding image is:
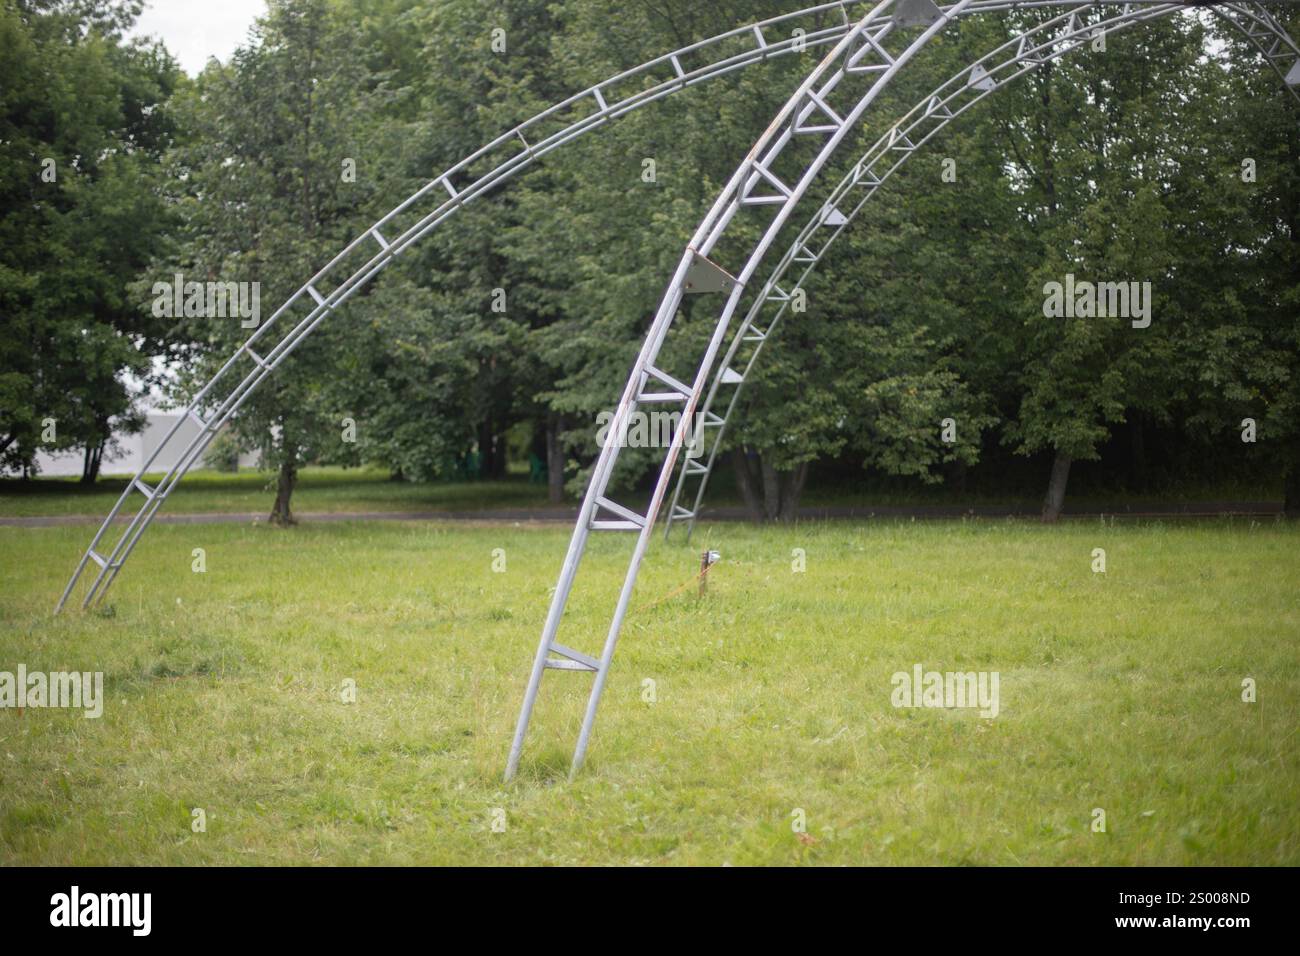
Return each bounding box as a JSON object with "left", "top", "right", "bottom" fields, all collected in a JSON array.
[
  {"left": 6, "top": 0, "right": 1298, "bottom": 515},
  {"left": 205, "top": 429, "right": 243, "bottom": 473},
  {"left": 0, "top": 0, "right": 180, "bottom": 475},
  {"left": 141, "top": 0, "right": 407, "bottom": 505}
]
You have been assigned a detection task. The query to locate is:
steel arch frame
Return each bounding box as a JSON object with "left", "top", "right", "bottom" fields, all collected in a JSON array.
[
  {"left": 506, "top": 0, "right": 1300, "bottom": 780},
  {"left": 664, "top": 0, "right": 1300, "bottom": 544},
  {"left": 57, "top": 0, "right": 1098, "bottom": 614},
  {"left": 507, "top": 0, "right": 983, "bottom": 781},
  {"left": 48, "top": 0, "right": 1299, "bottom": 778}
]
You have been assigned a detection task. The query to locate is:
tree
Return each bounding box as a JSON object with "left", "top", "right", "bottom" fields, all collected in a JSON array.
[
  {"left": 150, "top": 0, "right": 398, "bottom": 522},
  {"left": 506, "top": 0, "right": 815, "bottom": 508},
  {"left": 0, "top": 0, "right": 180, "bottom": 479},
  {"left": 1194, "top": 7, "right": 1300, "bottom": 516}
]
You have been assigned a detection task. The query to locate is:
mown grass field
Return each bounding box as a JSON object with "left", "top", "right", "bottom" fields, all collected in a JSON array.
[
  {"left": 1, "top": 516, "right": 1296, "bottom": 865},
  {"left": 0, "top": 467, "right": 557, "bottom": 518},
  {"left": 0, "top": 466, "right": 1279, "bottom": 518}
]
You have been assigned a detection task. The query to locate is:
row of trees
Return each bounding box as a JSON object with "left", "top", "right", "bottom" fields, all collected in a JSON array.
[
  {"left": 3, "top": 0, "right": 1298, "bottom": 520},
  {"left": 1, "top": 0, "right": 179, "bottom": 478}
]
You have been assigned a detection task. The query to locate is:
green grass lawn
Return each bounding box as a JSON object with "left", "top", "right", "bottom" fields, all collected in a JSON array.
[
  {"left": 0, "top": 467, "right": 557, "bottom": 518},
  {"left": 1, "top": 517, "right": 1296, "bottom": 864},
  {"left": 0, "top": 465, "right": 1281, "bottom": 519}
]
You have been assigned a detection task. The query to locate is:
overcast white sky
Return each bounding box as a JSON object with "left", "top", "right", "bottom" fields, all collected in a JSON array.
[{"left": 128, "top": 0, "right": 267, "bottom": 75}]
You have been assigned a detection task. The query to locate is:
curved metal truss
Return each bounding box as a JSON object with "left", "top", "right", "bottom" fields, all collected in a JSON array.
[
  {"left": 506, "top": 0, "right": 1300, "bottom": 780},
  {"left": 50, "top": 0, "right": 1299, "bottom": 777},
  {"left": 57, "top": 0, "right": 1093, "bottom": 614},
  {"left": 664, "top": 0, "right": 1300, "bottom": 544}
]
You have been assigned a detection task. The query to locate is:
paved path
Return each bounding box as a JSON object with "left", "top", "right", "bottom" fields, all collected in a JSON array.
[{"left": 0, "top": 502, "right": 1283, "bottom": 528}]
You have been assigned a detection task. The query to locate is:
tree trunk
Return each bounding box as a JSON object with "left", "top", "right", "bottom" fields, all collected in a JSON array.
[
  {"left": 739, "top": 451, "right": 807, "bottom": 523},
  {"left": 946, "top": 458, "right": 968, "bottom": 496},
  {"left": 1041, "top": 451, "right": 1072, "bottom": 523},
  {"left": 1129, "top": 411, "right": 1147, "bottom": 492},
  {"left": 760, "top": 459, "right": 782, "bottom": 521},
  {"left": 777, "top": 461, "right": 809, "bottom": 522},
  {"left": 80, "top": 441, "right": 104, "bottom": 484},
  {"left": 269, "top": 457, "right": 298, "bottom": 526},
  {"left": 476, "top": 417, "right": 507, "bottom": 479},
  {"left": 477, "top": 420, "right": 494, "bottom": 479},
  {"left": 546, "top": 413, "right": 566, "bottom": 504},
  {"left": 491, "top": 427, "right": 507, "bottom": 479},
  {"left": 731, "top": 448, "right": 764, "bottom": 522},
  {"left": 1284, "top": 457, "right": 1300, "bottom": 520}
]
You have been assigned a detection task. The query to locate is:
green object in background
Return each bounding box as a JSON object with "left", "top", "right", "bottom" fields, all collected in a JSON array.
[
  {"left": 464, "top": 451, "right": 481, "bottom": 480},
  {"left": 528, "top": 453, "right": 546, "bottom": 485}
]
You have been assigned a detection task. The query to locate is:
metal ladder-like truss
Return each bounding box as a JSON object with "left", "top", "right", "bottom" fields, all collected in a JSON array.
[
  {"left": 50, "top": 0, "right": 1298, "bottom": 777},
  {"left": 56, "top": 0, "right": 1239, "bottom": 614},
  {"left": 663, "top": 0, "right": 1300, "bottom": 544},
  {"left": 59, "top": 0, "right": 1101, "bottom": 614},
  {"left": 507, "top": 0, "right": 1300, "bottom": 780},
  {"left": 54, "top": 0, "right": 889, "bottom": 613}
]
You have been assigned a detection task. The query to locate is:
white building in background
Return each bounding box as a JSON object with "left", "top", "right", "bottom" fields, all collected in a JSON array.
[{"left": 31, "top": 411, "right": 260, "bottom": 477}]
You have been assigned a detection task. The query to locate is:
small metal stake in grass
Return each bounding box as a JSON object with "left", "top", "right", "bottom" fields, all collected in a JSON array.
[{"left": 700, "top": 550, "right": 720, "bottom": 597}]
